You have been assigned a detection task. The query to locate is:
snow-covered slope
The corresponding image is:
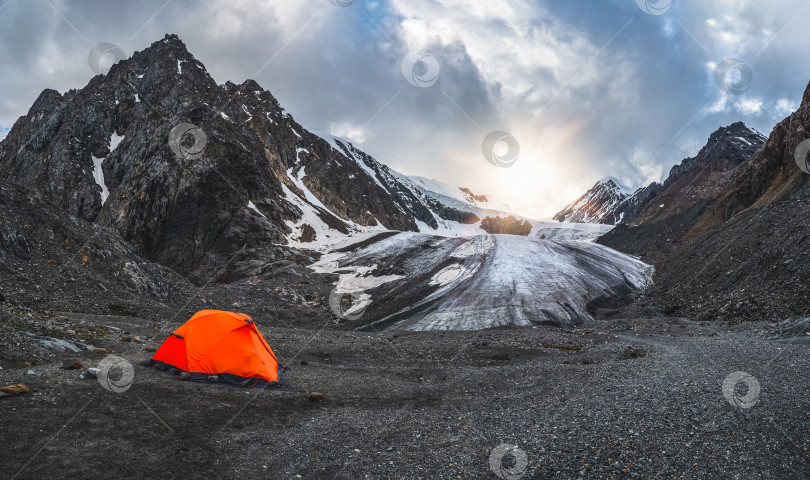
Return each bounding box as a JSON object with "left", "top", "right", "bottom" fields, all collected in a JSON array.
[
  {"left": 312, "top": 232, "right": 651, "bottom": 331},
  {"left": 396, "top": 174, "right": 513, "bottom": 213},
  {"left": 288, "top": 131, "right": 529, "bottom": 246}
]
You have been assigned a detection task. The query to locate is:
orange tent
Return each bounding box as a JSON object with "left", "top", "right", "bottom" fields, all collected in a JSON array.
[{"left": 149, "top": 310, "right": 282, "bottom": 387}]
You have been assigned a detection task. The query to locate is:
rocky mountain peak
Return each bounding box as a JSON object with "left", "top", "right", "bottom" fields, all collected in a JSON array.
[
  {"left": 707, "top": 121, "right": 762, "bottom": 145},
  {"left": 596, "top": 176, "right": 631, "bottom": 194},
  {"left": 663, "top": 122, "right": 765, "bottom": 189},
  {"left": 137, "top": 33, "right": 196, "bottom": 66},
  {"left": 552, "top": 177, "right": 632, "bottom": 224}
]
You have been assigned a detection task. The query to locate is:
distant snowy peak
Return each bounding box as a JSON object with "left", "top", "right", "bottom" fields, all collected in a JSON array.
[
  {"left": 598, "top": 176, "right": 632, "bottom": 194},
  {"left": 552, "top": 177, "right": 635, "bottom": 225}
]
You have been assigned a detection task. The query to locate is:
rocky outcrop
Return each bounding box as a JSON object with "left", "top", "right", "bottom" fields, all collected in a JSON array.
[
  {"left": 479, "top": 216, "right": 532, "bottom": 236},
  {"left": 0, "top": 180, "right": 194, "bottom": 315},
  {"left": 459, "top": 187, "right": 488, "bottom": 204},
  {"left": 609, "top": 182, "right": 663, "bottom": 225}
]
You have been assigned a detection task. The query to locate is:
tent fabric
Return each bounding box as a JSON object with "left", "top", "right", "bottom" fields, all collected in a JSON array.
[{"left": 149, "top": 310, "right": 282, "bottom": 386}]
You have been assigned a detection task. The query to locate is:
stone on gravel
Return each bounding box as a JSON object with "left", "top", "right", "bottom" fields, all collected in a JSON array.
[
  {"left": 179, "top": 372, "right": 191, "bottom": 381},
  {"left": 38, "top": 336, "right": 82, "bottom": 352},
  {"left": 309, "top": 392, "right": 324, "bottom": 401},
  {"left": 62, "top": 357, "right": 82, "bottom": 369},
  {"left": 618, "top": 346, "right": 647, "bottom": 360},
  {"left": 0, "top": 383, "right": 31, "bottom": 396}
]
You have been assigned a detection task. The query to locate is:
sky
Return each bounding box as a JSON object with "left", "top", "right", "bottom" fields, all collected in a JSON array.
[{"left": 1, "top": 0, "right": 809, "bottom": 219}]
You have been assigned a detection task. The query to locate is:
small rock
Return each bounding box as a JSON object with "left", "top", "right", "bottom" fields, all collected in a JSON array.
[
  {"left": 618, "top": 346, "right": 647, "bottom": 360},
  {"left": 26, "top": 369, "right": 35, "bottom": 376},
  {"left": 86, "top": 368, "right": 101, "bottom": 378},
  {"left": 62, "top": 357, "right": 82, "bottom": 370},
  {"left": 309, "top": 392, "right": 324, "bottom": 401},
  {"left": 0, "top": 383, "right": 31, "bottom": 396},
  {"left": 179, "top": 372, "right": 191, "bottom": 381}
]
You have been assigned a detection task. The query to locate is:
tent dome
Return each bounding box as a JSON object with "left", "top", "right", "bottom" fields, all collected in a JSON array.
[{"left": 149, "top": 310, "right": 281, "bottom": 387}]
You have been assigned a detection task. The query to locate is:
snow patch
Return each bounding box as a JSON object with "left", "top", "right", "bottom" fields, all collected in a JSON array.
[
  {"left": 296, "top": 147, "right": 310, "bottom": 163},
  {"left": 247, "top": 201, "right": 266, "bottom": 218},
  {"left": 286, "top": 166, "right": 329, "bottom": 211},
  {"left": 310, "top": 131, "right": 349, "bottom": 157},
  {"left": 452, "top": 237, "right": 494, "bottom": 258},
  {"left": 109, "top": 133, "right": 124, "bottom": 152},
  {"left": 90, "top": 131, "right": 124, "bottom": 206},
  {"left": 430, "top": 265, "right": 462, "bottom": 286},
  {"left": 92, "top": 156, "right": 110, "bottom": 205},
  {"left": 310, "top": 252, "right": 404, "bottom": 315}
]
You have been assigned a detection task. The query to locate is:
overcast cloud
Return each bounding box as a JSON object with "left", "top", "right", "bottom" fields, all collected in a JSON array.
[{"left": 1, "top": 0, "right": 809, "bottom": 218}]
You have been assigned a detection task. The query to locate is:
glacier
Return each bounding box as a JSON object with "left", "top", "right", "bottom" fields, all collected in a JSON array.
[{"left": 312, "top": 232, "right": 652, "bottom": 331}]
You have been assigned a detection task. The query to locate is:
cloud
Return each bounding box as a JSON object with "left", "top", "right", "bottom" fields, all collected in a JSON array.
[
  {"left": 774, "top": 97, "right": 798, "bottom": 117},
  {"left": 735, "top": 97, "right": 764, "bottom": 115}
]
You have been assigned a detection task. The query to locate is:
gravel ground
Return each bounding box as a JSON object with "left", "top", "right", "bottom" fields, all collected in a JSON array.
[{"left": 2, "top": 313, "right": 808, "bottom": 479}]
